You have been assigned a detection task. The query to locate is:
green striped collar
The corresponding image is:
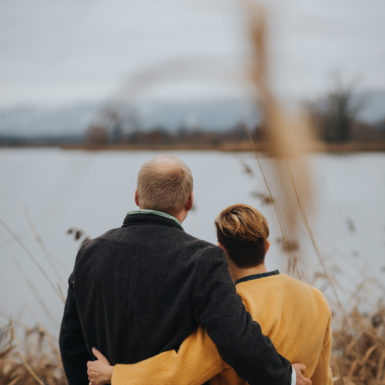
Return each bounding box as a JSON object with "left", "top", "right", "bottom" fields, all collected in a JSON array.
[{"left": 126, "top": 209, "right": 181, "bottom": 226}]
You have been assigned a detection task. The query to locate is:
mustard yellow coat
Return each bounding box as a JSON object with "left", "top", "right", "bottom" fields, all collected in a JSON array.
[{"left": 112, "top": 273, "right": 333, "bottom": 385}]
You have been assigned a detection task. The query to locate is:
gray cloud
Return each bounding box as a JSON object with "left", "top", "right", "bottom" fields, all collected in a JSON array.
[{"left": 0, "top": 0, "right": 384, "bottom": 107}]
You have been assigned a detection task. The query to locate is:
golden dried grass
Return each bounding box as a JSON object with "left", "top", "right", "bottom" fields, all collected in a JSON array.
[
  {"left": 331, "top": 305, "right": 385, "bottom": 384},
  {"left": 241, "top": 3, "right": 385, "bottom": 384},
  {"left": 0, "top": 321, "right": 66, "bottom": 385}
]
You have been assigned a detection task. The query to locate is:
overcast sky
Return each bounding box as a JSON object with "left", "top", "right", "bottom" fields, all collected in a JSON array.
[{"left": 1, "top": 0, "right": 384, "bottom": 108}]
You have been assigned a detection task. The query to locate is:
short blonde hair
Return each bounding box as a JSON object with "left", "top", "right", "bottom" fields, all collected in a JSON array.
[
  {"left": 215, "top": 204, "right": 269, "bottom": 267},
  {"left": 137, "top": 155, "right": 193, "bottom": 215}
]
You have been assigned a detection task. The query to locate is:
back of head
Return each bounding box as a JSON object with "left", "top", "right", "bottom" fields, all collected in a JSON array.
[
  {"left": 215, "top": 203, "right": 269, "bottom": 268},
  {"left": 137, "top": 155, "right": 193, "bottom": 215}
]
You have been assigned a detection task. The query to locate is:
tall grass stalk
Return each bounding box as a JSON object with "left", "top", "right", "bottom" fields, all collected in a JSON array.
[
  {"left": 0, "top": 217, "right": 65, "bottom": 303},
  {"left": 23, "top": 208, "right": 66, "bottom": 299}
]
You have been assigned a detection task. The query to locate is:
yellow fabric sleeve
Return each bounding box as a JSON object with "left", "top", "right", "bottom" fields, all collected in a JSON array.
[
  {"left": 111, "top": 326, "right": 225, "bottom": 385},
  {"left": 310, "top": 314, "right": 333, "bottom": 385}
]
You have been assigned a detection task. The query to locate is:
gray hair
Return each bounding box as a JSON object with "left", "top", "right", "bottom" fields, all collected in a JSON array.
[{"left": 137, "top": 155, "right": 193, "bottom": 215}]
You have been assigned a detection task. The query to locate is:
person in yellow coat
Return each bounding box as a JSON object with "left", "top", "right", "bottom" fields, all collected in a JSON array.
[{"left": 87, "top": 204, "right": 332, "bottom": 385}]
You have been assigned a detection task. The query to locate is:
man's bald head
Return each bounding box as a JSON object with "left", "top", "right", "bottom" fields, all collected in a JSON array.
[{"left": 137, "top": 155, "right": 193, "bottom": 215}]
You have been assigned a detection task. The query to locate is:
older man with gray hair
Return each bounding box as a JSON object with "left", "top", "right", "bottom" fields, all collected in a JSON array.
[
  {"left": 135, "top": 155, "right": 194, "bottom": 222},
  {"left": 59, "top": 155, "right": 307, "bottom": 385}
]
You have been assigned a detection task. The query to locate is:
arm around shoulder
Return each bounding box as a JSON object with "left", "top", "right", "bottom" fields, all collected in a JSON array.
[{"left": 112, "top": 326, "right": 225, "bottom": 385}]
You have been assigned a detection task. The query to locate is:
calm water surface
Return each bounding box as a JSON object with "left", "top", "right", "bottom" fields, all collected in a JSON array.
[{"left": 1, "top": 148, "right": 384, "bottom": 332}]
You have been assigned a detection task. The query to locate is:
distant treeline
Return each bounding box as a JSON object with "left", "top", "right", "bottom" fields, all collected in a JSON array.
[
  {"left": 85, "top": 122, "right": 259, "bottom": 146},
  {"left": 1, "top": 81, "right": 385, "bottom": 149},
  {"left": 2, "top": 119, "right": 384, "bottom": 150},
  {"left": 67, "top": 80, "right": 385, "bottom": 148},
  {"left": 83, "top": 119, "right": 385, "bottom": 148}
]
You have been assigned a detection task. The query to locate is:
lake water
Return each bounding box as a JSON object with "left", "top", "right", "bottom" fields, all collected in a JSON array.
[{"left": 1, "top": 148, "right": 384, "bottom": 333}]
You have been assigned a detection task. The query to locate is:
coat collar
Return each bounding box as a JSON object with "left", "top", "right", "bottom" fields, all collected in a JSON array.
[
  {"left": 122, "top": 210, "right": 184, "bottom": 231},
  {"left": 235, "top": 270, "right": 280, "bottom": 285}
]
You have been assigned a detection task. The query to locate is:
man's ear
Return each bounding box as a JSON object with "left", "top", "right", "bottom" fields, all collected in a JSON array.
[
  {"left": 265, "top": 239, "right": 270, "bottom": 254},
  {"left": 134, "top": 190, "right": 140, "bottom": 207},
  {"left": 217, "top": 242, "right": 229, "bottom": 257},
  {"left": 185, "top": 192, "right": 193, "bottom": 211}
]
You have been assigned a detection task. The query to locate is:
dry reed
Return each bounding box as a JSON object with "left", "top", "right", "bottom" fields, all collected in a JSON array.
[
  {"left": 241, "top": 2, "right": 384, "bottom": 384},
  {"left": 331, "top": 304, "right": 385, "bottom": 385},
  {"left": 0, "top": 321, "right": 66, "bottom": 385}
]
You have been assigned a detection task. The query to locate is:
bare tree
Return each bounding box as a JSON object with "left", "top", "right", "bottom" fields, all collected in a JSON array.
[
  {"left": 307, "top": 78, "right": 363, "bottom": 143},
  {"left": 86, "top": 124, "right": 108, "bottom": 145}
]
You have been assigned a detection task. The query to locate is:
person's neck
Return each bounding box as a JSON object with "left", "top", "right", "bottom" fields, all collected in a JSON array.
[
  {"left": 173, "top": 210, "right": 187, "bottom": 224},
  {"left": 228, "top": 262, "right": 267, "bottom": 283},
  {"left": 138, "top": 206, "right": 186, "bottom": 224}
]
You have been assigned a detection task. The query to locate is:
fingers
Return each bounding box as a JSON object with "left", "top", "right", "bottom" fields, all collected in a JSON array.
[
  {"left": 88, "top": 374, "right": 98, "bottom": 385},
  {"left": 87, "top": 362, "right": 96, "bottom": 370},
  {"left": 292, "top": 362, "right": 307, "bottom": 373},
  {"left": 292, "top": 363, "right": 312, "bottom": 385},
  {"left": 87, "top": 365, "right": 98, "bottom": 381},
  {"left": 87, "top": 362, "right": 94, "bottom": 376},
  {"left": 87, "top": 369, "right": 98, "bottom": 378},
  {"left": 92, "top": 347, "right": 110, "bottom": 364},
  {"left": 92, "top": 347, "right": 103, "bottom": 360}
]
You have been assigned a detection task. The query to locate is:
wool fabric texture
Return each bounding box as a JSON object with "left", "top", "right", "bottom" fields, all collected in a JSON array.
[{"left": 59, "top": 213, "right": 292, "bottom": 385}]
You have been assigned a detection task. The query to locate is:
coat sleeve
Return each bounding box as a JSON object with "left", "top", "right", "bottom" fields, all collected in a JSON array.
[
  {"left": 192, "top": 245, "right": 292, "bottom": 385},
  {"left": 111, "top": 326, "right": 225, "bottom": 385},
  {"left": 59, "top": 273, "right": 90, "bottom": 385}
]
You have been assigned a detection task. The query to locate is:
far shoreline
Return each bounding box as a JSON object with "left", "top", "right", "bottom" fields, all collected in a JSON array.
[{"left": 1, "top": 142, "right": 385, "bottom": 153}]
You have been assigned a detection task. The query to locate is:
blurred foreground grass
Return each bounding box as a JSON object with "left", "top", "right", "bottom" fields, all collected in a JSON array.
[{"left": 1, "top": 300, "right": 384, "bottom": 384}]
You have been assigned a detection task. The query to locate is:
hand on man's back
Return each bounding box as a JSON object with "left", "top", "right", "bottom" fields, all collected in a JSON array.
[{"left": 293, "top": 363, "right": 312, "bottom": 385}]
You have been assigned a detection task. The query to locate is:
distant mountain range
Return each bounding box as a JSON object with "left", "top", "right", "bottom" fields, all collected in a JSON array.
[
  {"left": 0, "top": 99, "right": 261, "bottom": 139},
  {"left": 0, "top": 91, "right": 384, "bottom": 139}
]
